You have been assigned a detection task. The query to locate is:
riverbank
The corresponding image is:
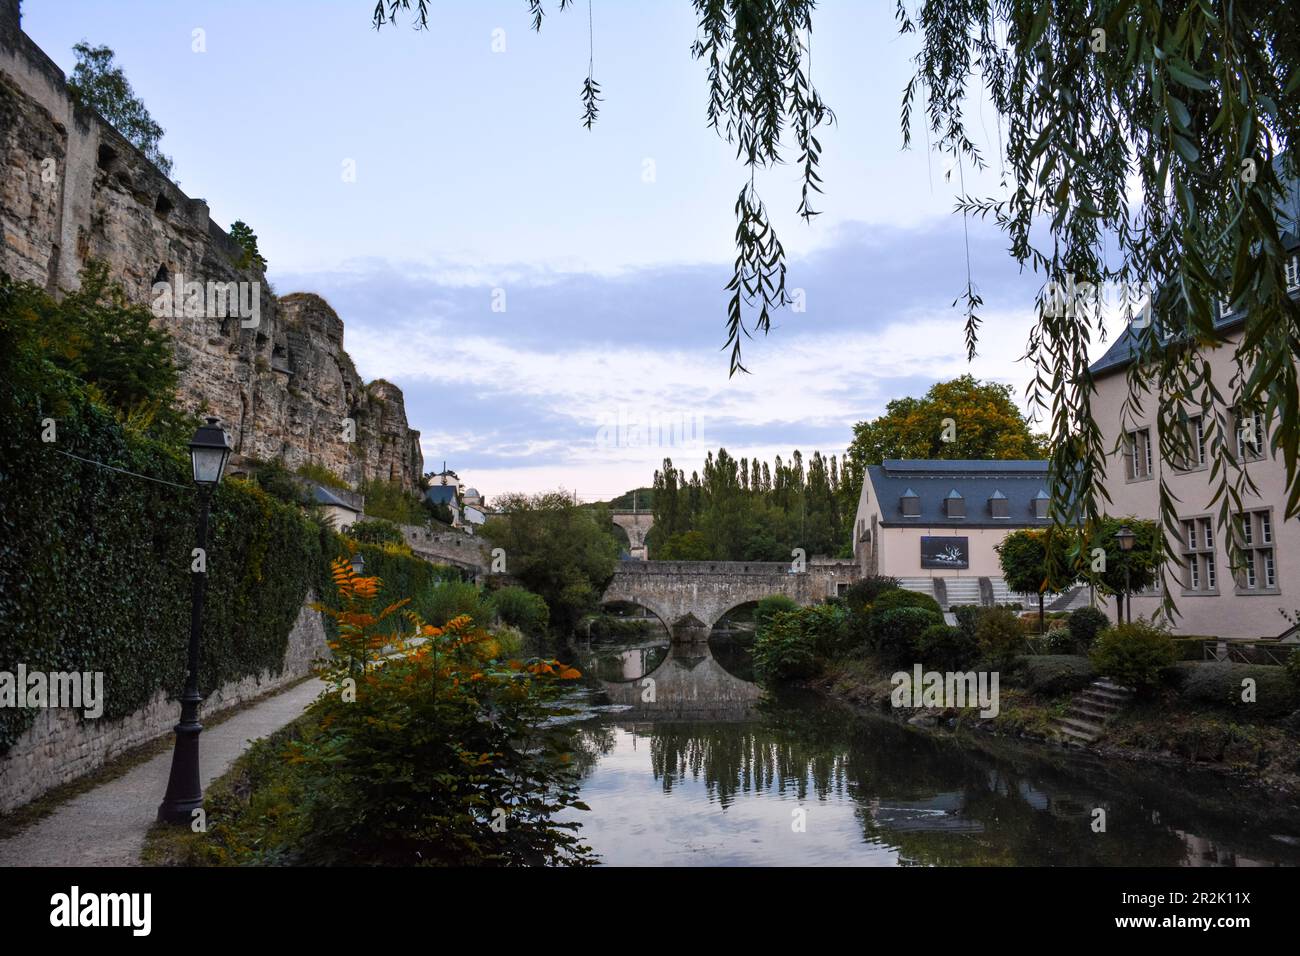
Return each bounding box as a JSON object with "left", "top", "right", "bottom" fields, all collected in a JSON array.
[{"left": 804, "top": 654, "right": 1300, "bottom": 804}]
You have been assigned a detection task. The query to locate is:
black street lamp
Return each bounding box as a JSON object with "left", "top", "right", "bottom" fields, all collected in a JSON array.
[
  {"left": 350, "top": 551, "right": 365, "bottom": 577},
  {"left": 1115, "top": 525, "right": 1136, "bottom": 625},
  {"left": 158, "top": 417, "right": 232, "bottom": 825}
]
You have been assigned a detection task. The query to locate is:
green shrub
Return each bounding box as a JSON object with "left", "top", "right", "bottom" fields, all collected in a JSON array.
[
  {"left": 333, "top": 538, "right": 458, "bottom": 633},
  {"left": 871, "top": 588, "right": 943, "bottom": 617},
  {"left": 975, "top": 606, "right": 1024, "bottom": 667},
  {"left": 348, "top": 518, "right": 406, "bottom": 546},
  {"left": 1286, "top": 649, "right": 1300, "bottom": 694},
  {"left": 916, "top": 623, "right": 979, "bottom": 670},
  {"left": 753, "top": 609, "right": 821, "bottom": 682},
  {"left": 1089, "top": 620, "right": 1176, "bottom": 693},
  {"left": 950, "top": 604, "right": 983, "bottom": 639},
  {"left": 841, "top": 575, "right": 900, "bottom": 610},
  {"left": 358, "top": 477, "right": 427, "bottom": 526},
  {"left": 490, "top": 624, "right": 526, "bottom": 658},
  {"left": 1171, "top": 636, "right": 1210, "bottom": 661},
  {"left": 800, "top": 603, "right": 850, "bottom": 657},
  {"left": 296, "top": 461, "right": 350, "bottom": 490},
  {"left": 754, "top": 594, "right": 800, "bottom": 634},
  {"left": 1040, "top": 626, "right": 1080, "bottom": 654},
  {"left": 1067, "top": 605, "right": 1112, "bottom": 651},
  {"left": 422, "top": 580, "right": 491, "bottom": 628},
  {"left": 252, "top": 458, "right": 309, "bottom": 505},
  {"left": 871, "top": 607, "right": 941, "bottom": 665},
  {"left": 1170, "top": 661, "right": 1298, "bottom": 717},
  {"left": 488, "top": 586, "right": 550, "bottom": 635},
  {"left": 1021, "top": 655, "right": 1096, "bottom": 696}
]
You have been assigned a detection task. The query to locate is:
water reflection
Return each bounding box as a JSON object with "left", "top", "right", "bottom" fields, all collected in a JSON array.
[
  {"left": 586, "top": 641, "right": 670, "bottom": 682},
  {"left": 560, "top": 640, "right": 1300, "bottom": 867}
]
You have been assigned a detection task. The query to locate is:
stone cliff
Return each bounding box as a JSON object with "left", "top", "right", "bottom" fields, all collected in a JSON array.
[{"left": 0, "top": 0, "right": 422, "bottom": 490}]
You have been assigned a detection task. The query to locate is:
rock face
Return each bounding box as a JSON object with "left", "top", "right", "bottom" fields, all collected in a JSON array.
[{"left": 0, "top": 0, "right": 422, "bottom": 489}]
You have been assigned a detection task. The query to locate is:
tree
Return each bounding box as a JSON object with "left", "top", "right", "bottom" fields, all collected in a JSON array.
[
  {"left": 369, "top": 1, "right": 1300, "bottom": 599},
  {"left": 649, "top": 446, "right": 850, "bottom": 560},
  {"left": 7, "top": 261, "right": 187, "bottom": 443},
  {"left": 229, "top": 221, "right": 268, "bottom": 272},
  {"left": 996, "top": 529, "right": 1076, "bottom": 635},
  {"left": 483, "top": 490, "right": 621, "bottom": 631},
  {"left": 67, "top": 42, "right": 172, "bottom": 175},
  {"left": 655, "top": 530, "right": 711, "bottom": 561},
  {"left": 848, "top": 375, "right": 1048, "bottom": 473},
  {"left": 1078, "top": 517, "right": 1162, "bottom": 626}
]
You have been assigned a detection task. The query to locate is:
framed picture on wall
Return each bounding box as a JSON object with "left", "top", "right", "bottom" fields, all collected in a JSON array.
[{"left": 921, "top": 536, "right": 969, "bottom": 570}]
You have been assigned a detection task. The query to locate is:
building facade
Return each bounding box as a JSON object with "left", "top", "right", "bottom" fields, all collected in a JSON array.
[
  {"left": 1089, "top": 252, "right": 1300, "bottom": 639},
  {"left": 852, "top": 460, "right": 1060, "bottom": 605}
]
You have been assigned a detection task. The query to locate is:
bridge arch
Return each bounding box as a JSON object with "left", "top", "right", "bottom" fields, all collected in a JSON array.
[{"left": 601, "top": 559, "right": 859, "bottom": 634}]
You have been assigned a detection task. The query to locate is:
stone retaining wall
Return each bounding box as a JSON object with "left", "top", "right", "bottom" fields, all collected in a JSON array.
[{"left": 0, "top": 598, "right": 328, "bottom": 815}]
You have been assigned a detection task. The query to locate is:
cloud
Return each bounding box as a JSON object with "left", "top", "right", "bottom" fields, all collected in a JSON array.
[{"left": 273, "top": 219, "right": 1050, "bottom": 497}]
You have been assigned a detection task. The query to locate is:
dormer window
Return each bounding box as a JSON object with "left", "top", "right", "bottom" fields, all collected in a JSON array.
[
  {"left": 988, "top": 490, "right": 1009, "bottom": 518},
  {"left": 900, "top": 488, "right": 920, "bottom": 518},
  {"left": 945, "top": 489, "right": 965, "bottom": 518},
  {"left": 1032, "top": 490, "right": 1050, "bottom": 519}
]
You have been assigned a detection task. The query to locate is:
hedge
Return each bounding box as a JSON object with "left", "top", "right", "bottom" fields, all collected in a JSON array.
[
  {"left": 1167, "top": 662, "right": 1298, "bottom": 718},
  {"left": 1020, "top": 655, "right": 1096, "bottom": 696},
  {"left": 0, "top": 381, "right": 324, "bottom": 752},
  {"left": 0, "top": 277, "right": 452, "bottom": 754},
  {"left": 871, "top": 588, "right": 943, "bottom": 617}
]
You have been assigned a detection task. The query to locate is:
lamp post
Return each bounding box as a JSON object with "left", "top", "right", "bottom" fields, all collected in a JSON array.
[
  {"left": 158, "top": 417, "right": 232, "bottom": 825},
  {"left": 350, "top": 551, "right": 365, "bottom": 577},
  {"left": 1115, "top": 525, "right": 1136, "bottom": 625}
]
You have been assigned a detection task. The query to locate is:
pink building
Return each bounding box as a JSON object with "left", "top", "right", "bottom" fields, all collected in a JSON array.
[
  {"left": 1090, "top": 274, "right": 1300, "bottom": 640},
  {"left": 851, "top": 460, "right": 1083, "bottom": 609}
]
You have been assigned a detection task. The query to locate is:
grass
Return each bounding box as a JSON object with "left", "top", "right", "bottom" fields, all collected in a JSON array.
[{"left": 142, "top": 713, "right": 313, "bottom": 867}]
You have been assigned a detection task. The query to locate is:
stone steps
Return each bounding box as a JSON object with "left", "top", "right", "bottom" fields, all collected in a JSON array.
[{"left": 1051, "top": 678, "right": 1134, "bottom": 747}]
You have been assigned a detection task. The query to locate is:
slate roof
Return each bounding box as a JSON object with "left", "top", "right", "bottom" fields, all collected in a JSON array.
[
  {"left": 868, "top": 460, "right": 1052, "bottom": 527},
  {"left": 312, "top": 484, "right": 359, "bottom": 511},
  {"left": 1090, "top": 156, "right": 1300, "bottom": 378}
]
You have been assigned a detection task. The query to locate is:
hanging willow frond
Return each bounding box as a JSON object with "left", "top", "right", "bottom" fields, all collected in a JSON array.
[
  {"left": 898, "top": 0, "right": 1300, "bottom": 621},
  {"left": 580, "top": 76, "right": 602, "bottom": 129}
]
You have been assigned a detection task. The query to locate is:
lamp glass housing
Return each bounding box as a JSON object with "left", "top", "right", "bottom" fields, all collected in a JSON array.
[{"left": 189, "top": 418, "right": 233, "bottom": 486}]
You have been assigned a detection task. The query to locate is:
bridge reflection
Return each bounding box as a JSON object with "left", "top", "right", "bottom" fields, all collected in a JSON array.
[{"left": 594, "top": 642, "right": 763, "bottom": 720}]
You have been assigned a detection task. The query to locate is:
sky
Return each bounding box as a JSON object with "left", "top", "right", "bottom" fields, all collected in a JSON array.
[{"left": 21, "top": 0, "right": 1126, "bottom": 503}]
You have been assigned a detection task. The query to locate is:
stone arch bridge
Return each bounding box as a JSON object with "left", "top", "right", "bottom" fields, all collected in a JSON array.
[{"left": 601, "top": 559, "right": 859, "bottom": 632}]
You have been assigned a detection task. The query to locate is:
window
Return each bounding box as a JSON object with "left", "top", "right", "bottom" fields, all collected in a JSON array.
[
  {"left": 1234, "top": 408, "right": 1266, "bottom": 461},
  {"left": 1125, "top": 428, "right": 1153, "bottom": 480},
  {"left": 900, "top": 489, "right": 920, "bottom": 518},
  {"left": 1234, "top": 509, "right": 1279, "bottom": 593},
  {"left": 1174, "top": 415, "right": 1208, "bottom": 471},
  {"left": 1181, "top": 517, "right": 1217, "bottom": 594},
  {"left": 1286, "top": 255, "right": 1300, "bottom": 291},
  {"left": 988, "top": 491, "right": 1009, "bottom": 518},
  {"left": 945, "top": 490, "right": 965, "bottom": 518},
  {"left": 1032, "top": 492, "right": 1049, "bottom": 519},
  {"left": 1220, "top": 294, "right": 1234, "bottom": 319}
]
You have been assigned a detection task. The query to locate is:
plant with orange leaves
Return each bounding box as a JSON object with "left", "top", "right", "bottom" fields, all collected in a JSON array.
[
  {"left": 313, "top": 555, "right": 411, "bottom": 683},
  {"left": 283, "top": 559, "right": 593, "bottom": 865}
]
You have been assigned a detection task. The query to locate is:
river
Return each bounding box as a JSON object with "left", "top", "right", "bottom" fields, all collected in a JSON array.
[{"left": 553, "top": 635, "right": 1300, "bottom": 866}]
